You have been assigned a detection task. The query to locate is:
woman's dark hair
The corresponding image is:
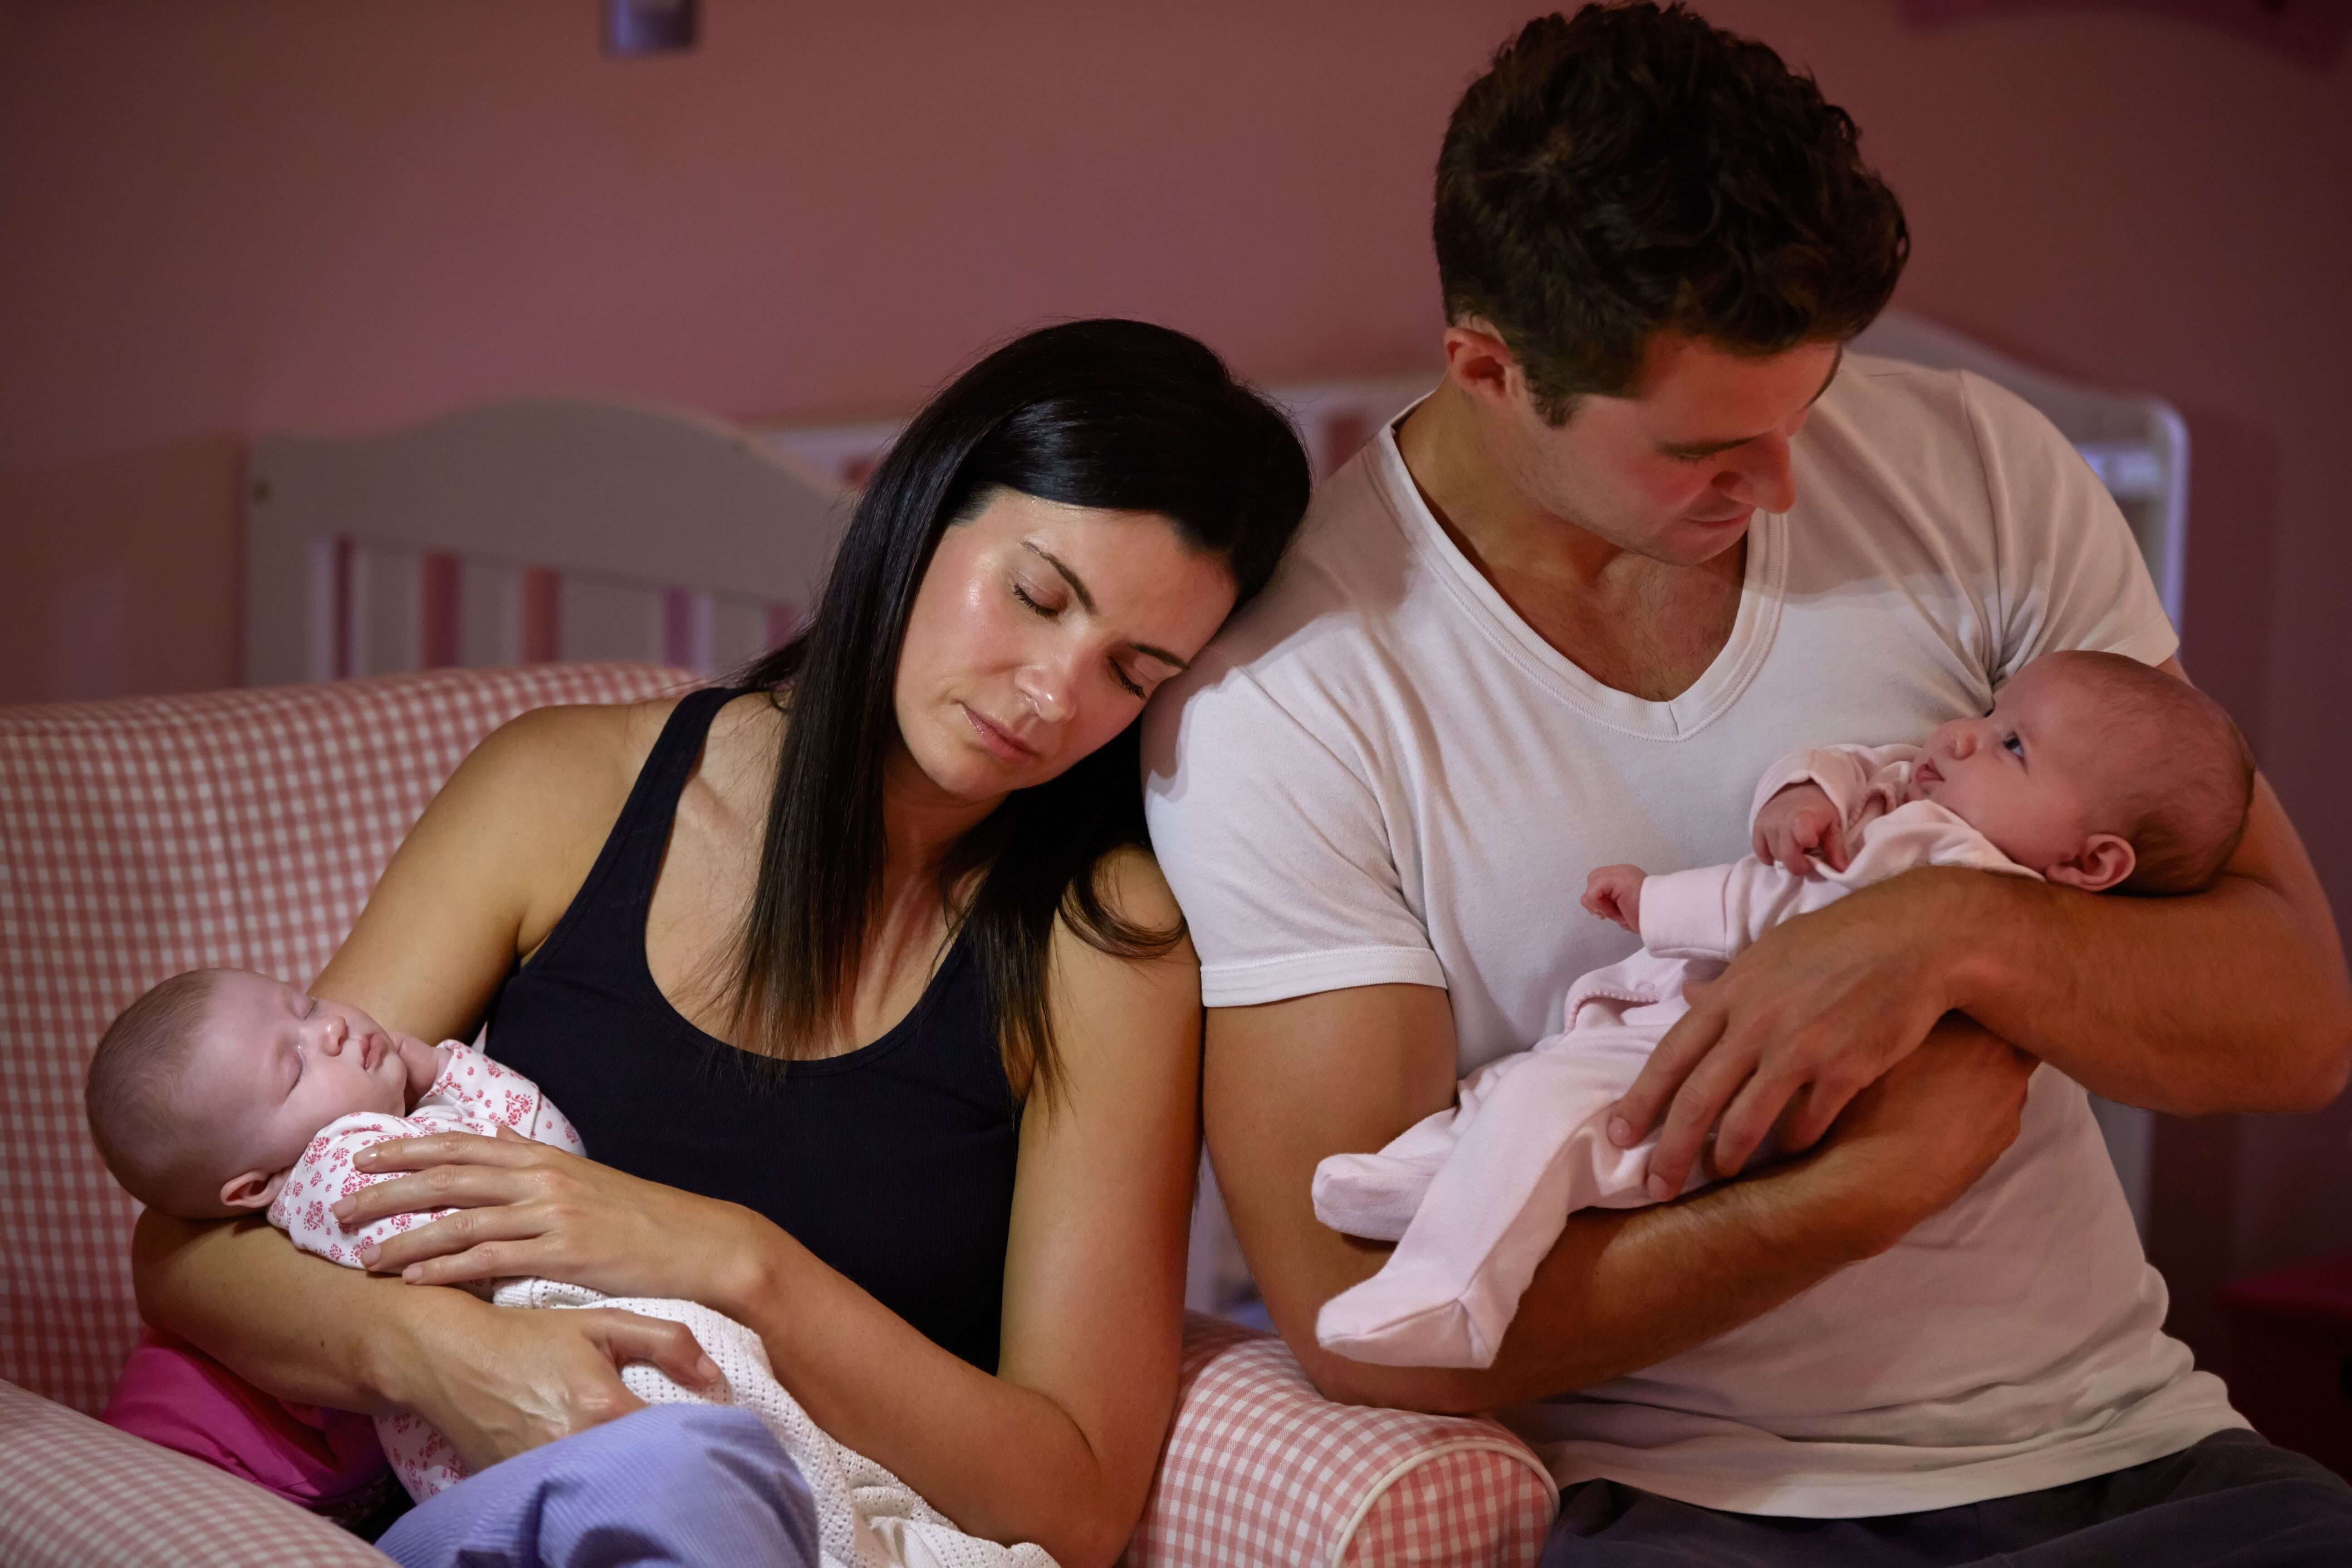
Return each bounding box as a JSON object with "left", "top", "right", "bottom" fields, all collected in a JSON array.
[
  {"left": 1434, "top": 3, "right": 1910, "bottom": 422},
  {"left": 730, "top": 318, "right": 1310, "bottom": 1102}
]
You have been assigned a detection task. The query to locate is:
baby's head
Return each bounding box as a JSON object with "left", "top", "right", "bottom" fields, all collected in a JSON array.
[
  {"left": 1914, "top": 651, "right": 2254, "bottom": 895},
  {"left": 85, "top": 968, "right": 412, "bottom": 1219}
]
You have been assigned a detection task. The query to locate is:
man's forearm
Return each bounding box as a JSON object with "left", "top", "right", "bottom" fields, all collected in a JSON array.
[{"left": 1928, "top": 784, "right": 2352, "bottom": 1112}]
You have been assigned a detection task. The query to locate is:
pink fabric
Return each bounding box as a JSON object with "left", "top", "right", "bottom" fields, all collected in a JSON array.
[
  {"left": 101, "top": 1327, "right": 390, "bottom": 1519},
  {"left": 0, "top": 661, "right": 692, "bottom": 1415},
  {"left": 4, "top": 665, "right": 1556, "bottom": 1561}
]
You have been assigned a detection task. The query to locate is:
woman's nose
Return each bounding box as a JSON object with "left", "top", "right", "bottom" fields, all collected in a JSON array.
[{"left": 1015, "top": 661, "right": 1074, "bottom": 725}]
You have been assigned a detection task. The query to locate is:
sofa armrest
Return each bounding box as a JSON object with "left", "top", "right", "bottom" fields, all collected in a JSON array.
[
  {"left": 1125, "top": 1314, "right": 1558, "bottom": 1568},
  {"left": 0, "top": 1378, "right": 394, "bottom": 1568}
]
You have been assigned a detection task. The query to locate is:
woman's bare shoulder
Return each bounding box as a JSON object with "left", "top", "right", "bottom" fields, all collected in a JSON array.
[
  {"left": 454, "top": 694, "right": 710, "bottom": 820},
  {"left": 1045, "top": 846, "right": 1200, "bottom": 1038}
]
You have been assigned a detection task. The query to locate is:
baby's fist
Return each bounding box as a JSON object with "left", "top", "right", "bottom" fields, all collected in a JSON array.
[
  {"left": 1753, "top": 782, "right": 1847, "bottom": 874},
  {"left": 1583, "top": 864, "right": 1647, "bottom": 934}
]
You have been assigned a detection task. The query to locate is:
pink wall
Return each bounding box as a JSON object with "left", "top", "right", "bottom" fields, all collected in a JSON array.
[{"left": 3, "top": 0, "right": 2347, "bottom": 1357}]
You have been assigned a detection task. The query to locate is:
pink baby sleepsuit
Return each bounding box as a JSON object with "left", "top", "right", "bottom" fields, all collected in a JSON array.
[{"left": 1311, "top": 743, "right": 2042, "bottom": 1370}]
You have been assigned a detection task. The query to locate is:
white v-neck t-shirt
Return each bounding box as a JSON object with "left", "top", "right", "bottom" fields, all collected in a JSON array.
[{"left": 1141, "top": 354, "right": 2244, "bottom": 1516}]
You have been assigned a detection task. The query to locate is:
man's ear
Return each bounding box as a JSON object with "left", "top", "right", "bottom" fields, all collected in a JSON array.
[
  {"left": 1440, "top": 319, "right": 1519, "bottom": 408},
  {"left": 219, "top": 1168, "right": 289, "bottom": 1212},
  {"left": 2044, "top": 833, "right": 2136, "bottom": 893}
]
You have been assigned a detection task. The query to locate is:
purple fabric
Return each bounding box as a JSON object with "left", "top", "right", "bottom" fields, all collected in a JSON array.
[{"left": 377, "top": 1403, "right": 819, "bottom": 1568}]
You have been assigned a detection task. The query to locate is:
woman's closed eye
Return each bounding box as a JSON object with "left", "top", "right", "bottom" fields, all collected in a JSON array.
[{"left": 1010, "top": 580, "right": 1059, "bottom": 617}]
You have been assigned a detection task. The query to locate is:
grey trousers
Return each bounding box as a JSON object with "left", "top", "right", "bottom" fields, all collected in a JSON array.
[{"left": 1542, "top": 1430, "right": 2352, "bottom": 1567}]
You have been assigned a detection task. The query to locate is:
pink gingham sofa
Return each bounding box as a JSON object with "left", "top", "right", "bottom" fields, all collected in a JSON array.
[{"left": 0, "top": 664, "right": 1557, "bottom": 1567}]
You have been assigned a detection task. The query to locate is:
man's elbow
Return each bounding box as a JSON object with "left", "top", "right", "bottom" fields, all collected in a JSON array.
[
  {"left": 1297, "top": 1344, "right": 1489, "bottom": 1418},
  {"left": 2283, "top": 1009, "right": 2352, "bottom": 1112}
]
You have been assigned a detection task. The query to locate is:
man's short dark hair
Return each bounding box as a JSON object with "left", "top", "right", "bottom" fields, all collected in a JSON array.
[{"left": 1435, "top": 4, "right": 1910, "bottom": 421}]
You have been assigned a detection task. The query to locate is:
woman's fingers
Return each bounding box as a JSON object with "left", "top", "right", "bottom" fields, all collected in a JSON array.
[
  {"left": 360, "top": 1201, "right": 547, "bottom": 1274},
  {"left": 575, "top": 1310, "right": 725, "bottom": 1392},
  {"left": 333, "top": 1161, "right": 547, "bottom": 1229},
  {"left": 353, "top": 1131, "right": 543, "bottom": 1173}
]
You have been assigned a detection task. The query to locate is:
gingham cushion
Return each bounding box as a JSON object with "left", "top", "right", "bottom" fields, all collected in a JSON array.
[
  {"left": 0, "top": 663, "right": 693, "bottom": 1412},
  {"left": 1127, "top": 1315, "right": 1557, "bottom": 1567},
  {"left": 0, "top": 1375, "right": 395, "bottom": 1567}
]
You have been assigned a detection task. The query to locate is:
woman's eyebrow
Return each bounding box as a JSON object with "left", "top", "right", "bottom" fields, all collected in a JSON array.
[
  {"left": 1023, "top": 542, "right": 1097, "bottom": 614},
  {"left": 1023, "top": 541, "right": 1191, "bottom": 672}
]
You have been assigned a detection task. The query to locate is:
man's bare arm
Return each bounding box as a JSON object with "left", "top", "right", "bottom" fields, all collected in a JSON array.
[
  {"left": 1617, "top": 660, "right": 2352, "bottom": 1194},
  {"left": 1208, "top": 983, "right": 2034, "bottom": 1412}
]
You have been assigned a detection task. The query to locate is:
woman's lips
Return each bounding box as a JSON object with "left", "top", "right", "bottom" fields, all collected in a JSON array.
[{"left": 961, "top": 704, "right": 1037, "bottom": 762}]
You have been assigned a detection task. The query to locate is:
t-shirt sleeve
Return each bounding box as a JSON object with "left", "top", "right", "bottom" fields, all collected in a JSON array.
[
  {"left": 1143, "top": 656, "right": 1444, "bottom": 1008},
  {"left": 1960, "top": 371, "right": 2179, "bottom": 679}
]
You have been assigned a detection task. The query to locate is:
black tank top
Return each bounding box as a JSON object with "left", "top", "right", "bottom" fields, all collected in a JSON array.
[{"left": 485, "top": 688, "right": 1019, "bottom": 1373}]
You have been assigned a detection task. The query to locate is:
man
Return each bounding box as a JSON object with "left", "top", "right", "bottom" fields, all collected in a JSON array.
[{"left": 1142, "top": 5, "right": 2352, "bottom": 1562}]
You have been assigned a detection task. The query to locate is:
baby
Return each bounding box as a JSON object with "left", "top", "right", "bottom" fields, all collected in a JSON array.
[
  {"left": 85, "top": 969, "right": 1049, "bottom": 1568},
  {"left": 1312, "top": 650, "right": 2257, "bottom": 1370}
]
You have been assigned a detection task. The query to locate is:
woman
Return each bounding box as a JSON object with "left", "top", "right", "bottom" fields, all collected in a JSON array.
[{"left": 133, "top": 319, "right": 1311, "bottom": 1567}]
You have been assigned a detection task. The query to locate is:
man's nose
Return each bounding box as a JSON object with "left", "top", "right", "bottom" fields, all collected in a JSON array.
[{"left": 1721, "top": 434, "right": 1796, "bottom": 514}]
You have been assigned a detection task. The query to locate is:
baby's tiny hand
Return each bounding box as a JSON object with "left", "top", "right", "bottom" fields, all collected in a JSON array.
[
  {"left": 393, "top": 1034, "right": 446, "bottom": 1102},
  {"left": 1582, "top": 864, "right": 1647, "bottom": 934},
  {"left": 1753, "top": 782, "right": 1847, "bottom": 874}
]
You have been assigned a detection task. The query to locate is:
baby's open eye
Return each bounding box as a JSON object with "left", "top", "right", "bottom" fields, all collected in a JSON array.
[{"left": 2002, "top": 733, "right": 2024, "bottom": 757}]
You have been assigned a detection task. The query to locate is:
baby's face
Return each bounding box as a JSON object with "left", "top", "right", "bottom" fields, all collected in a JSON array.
[
  {"left": 1913, "top": 659, "right": 2113, "bottom": 873},
  {"left": 187, "top": 970, "right": 411, "bottom": 1194}
]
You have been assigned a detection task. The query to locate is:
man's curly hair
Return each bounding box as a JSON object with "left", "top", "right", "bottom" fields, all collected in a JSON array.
[{"left": 1435, "top": 4, "right": 1910, "bottom": 422}]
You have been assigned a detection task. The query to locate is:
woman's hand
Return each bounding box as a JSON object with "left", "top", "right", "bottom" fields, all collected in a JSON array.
[
  {"left": 391, "top": 1288, "right": 724, "bottom": 1470},
  {"left": 336, "top": 1128, "right": 765, "bottom": 1307}
]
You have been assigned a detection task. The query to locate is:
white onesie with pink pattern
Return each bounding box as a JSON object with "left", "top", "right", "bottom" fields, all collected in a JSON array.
[
  {"left": 1310, "top": 743, "right": 2045, "bottom": 1371},
  {"left": 268, "top": 1044, "right": 1051, "bottom": 1568}
]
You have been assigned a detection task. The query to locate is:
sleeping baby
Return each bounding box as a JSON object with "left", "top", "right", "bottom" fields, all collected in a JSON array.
[
  {"left": 84, "top": 970, "right": 1050, "bottom": 1568},
  {"left": 1312, "top": 650, "right": 2257, "bottom": 1369}
]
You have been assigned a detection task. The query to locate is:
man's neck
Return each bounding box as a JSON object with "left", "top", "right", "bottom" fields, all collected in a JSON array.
[
  {"left": 1396, "top": 384, "right": 1633, "bottom": 593},
  {"left": 1392, "top": 382, "right": 1747, "bottom": 704}
]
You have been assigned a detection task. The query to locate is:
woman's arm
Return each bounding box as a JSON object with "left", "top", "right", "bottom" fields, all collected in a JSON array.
[
  {"left": 716, "top": 850, "right": 1197, "bottom": 1567},
  {"left": 134, "top": 1210, "right": 717, "bottom": 1468},
  {"left": 342, "top": 848, "right": 1201, "bottom": 1568},
  {"left": 129, "top": 700, "right": 701, "bottom": 1460}
]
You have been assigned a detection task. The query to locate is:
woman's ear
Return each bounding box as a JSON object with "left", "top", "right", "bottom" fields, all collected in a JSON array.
[
  {"left": 2044, "top": 833, "right": 2136, "bottom": 893},
  {"left": 219, "top": 1168, "right": 289, "bottom": 1212}
]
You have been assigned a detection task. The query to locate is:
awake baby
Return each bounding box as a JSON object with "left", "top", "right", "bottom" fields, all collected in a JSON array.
[{"left": 1312, "top": 650, "right": 2257, "bottom": 1370}]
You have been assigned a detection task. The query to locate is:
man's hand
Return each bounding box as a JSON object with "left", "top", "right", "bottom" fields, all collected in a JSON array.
[
  {"left": 1582, "top": 865, "right": 1647, "bottom": 933},
  {"left": 1608, "top": 870, "right": 1963, "bottom": 1199},
  {"left": 1752, "top": 782, "right": 1847, "bottom": 875}
]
